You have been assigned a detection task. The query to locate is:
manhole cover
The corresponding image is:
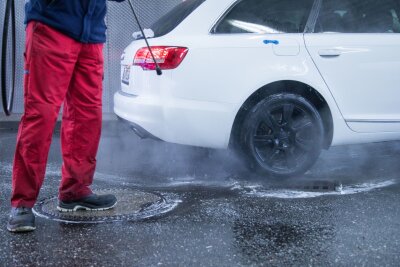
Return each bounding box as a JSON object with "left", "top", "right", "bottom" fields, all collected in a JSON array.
[{"left": 33, "top": 189, "right": 179, "bottom": 223}]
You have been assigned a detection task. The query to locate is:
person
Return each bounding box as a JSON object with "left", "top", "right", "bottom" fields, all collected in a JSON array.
[{"left": 7, "top": 0, "right": 126, "bottom": 233}]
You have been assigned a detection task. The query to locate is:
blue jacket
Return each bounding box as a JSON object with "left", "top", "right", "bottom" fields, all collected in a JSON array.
[{"left": 25, "top": 0, "right": 125, "bottom": 43}]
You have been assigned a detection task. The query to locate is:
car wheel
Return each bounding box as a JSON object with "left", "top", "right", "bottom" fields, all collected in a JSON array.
[{"left": 239, "top": 93, "right": 324, "bottom": 178}]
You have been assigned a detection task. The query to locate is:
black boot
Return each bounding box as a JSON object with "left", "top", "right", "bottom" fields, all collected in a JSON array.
[{"left": 57, "top": 194, "right": 117, "bottom": 212}]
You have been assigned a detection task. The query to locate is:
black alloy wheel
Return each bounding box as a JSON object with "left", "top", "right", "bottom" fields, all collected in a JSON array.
[{"left": 240, "top": 93, "right": 324, "bottom": 177}]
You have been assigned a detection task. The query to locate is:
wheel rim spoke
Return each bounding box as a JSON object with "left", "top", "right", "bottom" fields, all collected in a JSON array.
[
  {"left": 269, "top": 149, "right": 280, "bottom": 163},
  {"left": 284, "top": 149, "right": 297, "bottom": 169},
  {"left": 261, "top": 148, "right": 280, "bottom": 164},
  {"left": 295, "top": 137, "right": 313, "bottom": 152},
  {"left": 254, "top": 134, "right": 274, "bottom": 147},
  {"left": 263, "top": 112, "right": 280, "bottom": 133},
  {"left": 282, "top": 104, "right": 294, "bottom": 126},
  {"left": 293, "top": 119, "right": 313, "bottom": 133}
]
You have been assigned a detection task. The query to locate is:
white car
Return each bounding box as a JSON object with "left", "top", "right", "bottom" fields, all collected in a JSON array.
[{"left": 114, "top": 0, "right": 400, "bottom": 177}]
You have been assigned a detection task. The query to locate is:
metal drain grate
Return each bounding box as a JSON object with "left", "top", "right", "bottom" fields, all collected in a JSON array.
[
  {"left": 33, "top": 189, "right": 179, "bottom": 223},
  {"left": 269, "top": 180, "right": 342, "bottom": 192}
]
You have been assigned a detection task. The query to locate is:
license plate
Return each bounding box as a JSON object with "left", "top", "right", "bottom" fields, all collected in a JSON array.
[{"left": 122, "top": 65, "right": 130, "bottom": 85}]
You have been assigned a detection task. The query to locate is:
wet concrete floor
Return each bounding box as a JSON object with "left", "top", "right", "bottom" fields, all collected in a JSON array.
[{"left": 1, "top": 122, "right": 400, "bottom": 266}]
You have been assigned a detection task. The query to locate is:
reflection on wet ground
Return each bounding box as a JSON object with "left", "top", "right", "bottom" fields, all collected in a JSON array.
[
  {"left": 1, "top": 125, "right": 400, "bottom": 266},
  {"left": 233, "top": 221, "right": 334, "bottom": 263}
]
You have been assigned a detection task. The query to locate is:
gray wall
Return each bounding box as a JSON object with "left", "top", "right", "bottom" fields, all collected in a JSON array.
[{"left": 0, "top": 0, "right": 181, "bottom": 115}]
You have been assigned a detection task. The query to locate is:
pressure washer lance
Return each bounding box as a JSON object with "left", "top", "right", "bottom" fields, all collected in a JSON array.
[
  {"left": 127, "top": 0, "right": 162, "bottom": 76},
  {"left": 1, "top": 0, "right": 16, "bottom": 116}
]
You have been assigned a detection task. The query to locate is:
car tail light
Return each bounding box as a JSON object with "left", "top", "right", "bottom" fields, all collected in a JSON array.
[{"left": 133, "top": 46, "right": 189, "bottom": 71}]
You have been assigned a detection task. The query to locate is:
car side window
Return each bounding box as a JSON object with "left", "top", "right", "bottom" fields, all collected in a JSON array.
[
  {"left": 213, "top": 0, "right": 314, "bottom": 34},
  {"left": 315, "top": 0, "right": 400, "bottom": 33},
  {"left": 151, "top": 0, "right": 206, "bottom": 38}
]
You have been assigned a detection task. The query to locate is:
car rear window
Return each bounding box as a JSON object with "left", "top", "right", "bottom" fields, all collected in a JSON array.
[
  {"left": 151, "top": 0, "right": 206, "bottom": 38},
  {"left": 213, "top": 0, "right": 314, "bottom": 34},
  {"left": 315, "top": 0, "right": 400, "bottom": 33}
]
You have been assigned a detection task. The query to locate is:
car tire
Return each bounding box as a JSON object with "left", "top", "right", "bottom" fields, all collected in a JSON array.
[{"left": 239, "top": 93, "right": 324, "bottom": 178}]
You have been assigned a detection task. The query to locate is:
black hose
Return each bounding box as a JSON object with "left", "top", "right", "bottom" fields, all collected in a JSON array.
[{"left": 1, "top": 0, "right": 16, "bottom": 116}]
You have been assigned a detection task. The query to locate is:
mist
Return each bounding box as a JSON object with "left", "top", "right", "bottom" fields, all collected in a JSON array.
[
  {"left": 90, "top": 119, "right": 400, "bottom": 193},
  {"left": 95, "top": 121, "right": 247, "bottom": 187}
]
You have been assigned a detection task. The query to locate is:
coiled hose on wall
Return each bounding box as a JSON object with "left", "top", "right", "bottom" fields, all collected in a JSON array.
[{"left": 1, "top": 0, "right": 16, "bottom": 116}]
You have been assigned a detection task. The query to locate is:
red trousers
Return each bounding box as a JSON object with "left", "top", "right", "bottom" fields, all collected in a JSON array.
[{"left": 11, "top": 21, "right": 104, "bottom": 208}]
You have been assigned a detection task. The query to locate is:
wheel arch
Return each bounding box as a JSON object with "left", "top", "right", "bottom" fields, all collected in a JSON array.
[{"left": 229, "top": 80, "right": 334, "bottom": 150}]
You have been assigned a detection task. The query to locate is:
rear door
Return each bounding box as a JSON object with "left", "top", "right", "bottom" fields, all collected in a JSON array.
[
  {"left": 194, "top": 0, "right": 315, "bottom": 103},
  {"left": 305, "top": 0, "right": 400, "bottom": 132}
]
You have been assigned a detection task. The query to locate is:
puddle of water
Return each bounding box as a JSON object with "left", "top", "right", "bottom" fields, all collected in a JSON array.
[
  {"left": 163, "top": 176, "right": 237, "bottom": 188},
  {"left": 237, "top": 180, "right": 396, "bottom": 199},
  {"left": 2, "top": 163, "right": 397, "bottom": 199}
]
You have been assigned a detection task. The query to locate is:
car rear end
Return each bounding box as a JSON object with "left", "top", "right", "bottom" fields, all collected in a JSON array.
[{"left": 114, "top": 0, "right": 238, "bottom": 148}]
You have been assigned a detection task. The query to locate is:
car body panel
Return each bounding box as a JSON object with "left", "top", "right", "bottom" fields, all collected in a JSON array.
[{"left": 305, "top": 33, "right": 400, "bottom": 133}]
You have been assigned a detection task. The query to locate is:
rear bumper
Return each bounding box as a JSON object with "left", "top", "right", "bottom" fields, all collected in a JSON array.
[
  {"left": 113, "top": 90, "right": 237, "bottom": 149},
  {"left": 116, "top": 115, "right": 161, "bottom": 141}
]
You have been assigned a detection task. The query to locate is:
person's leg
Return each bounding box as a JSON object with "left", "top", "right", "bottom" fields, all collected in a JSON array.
[
  {"left": 58, "top": 43, "right": 104, "bottom": 202},
  {"left": 11, "top": 21, "right": 79, "bottom": 209},
  {"left": 57, "top": 43, "right": 117, "bottom": 212}
]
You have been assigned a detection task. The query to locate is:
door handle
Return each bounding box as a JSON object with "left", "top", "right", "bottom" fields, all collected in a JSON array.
[{"left": 318, "top": 49, "right": 342, "bottom": 57}]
